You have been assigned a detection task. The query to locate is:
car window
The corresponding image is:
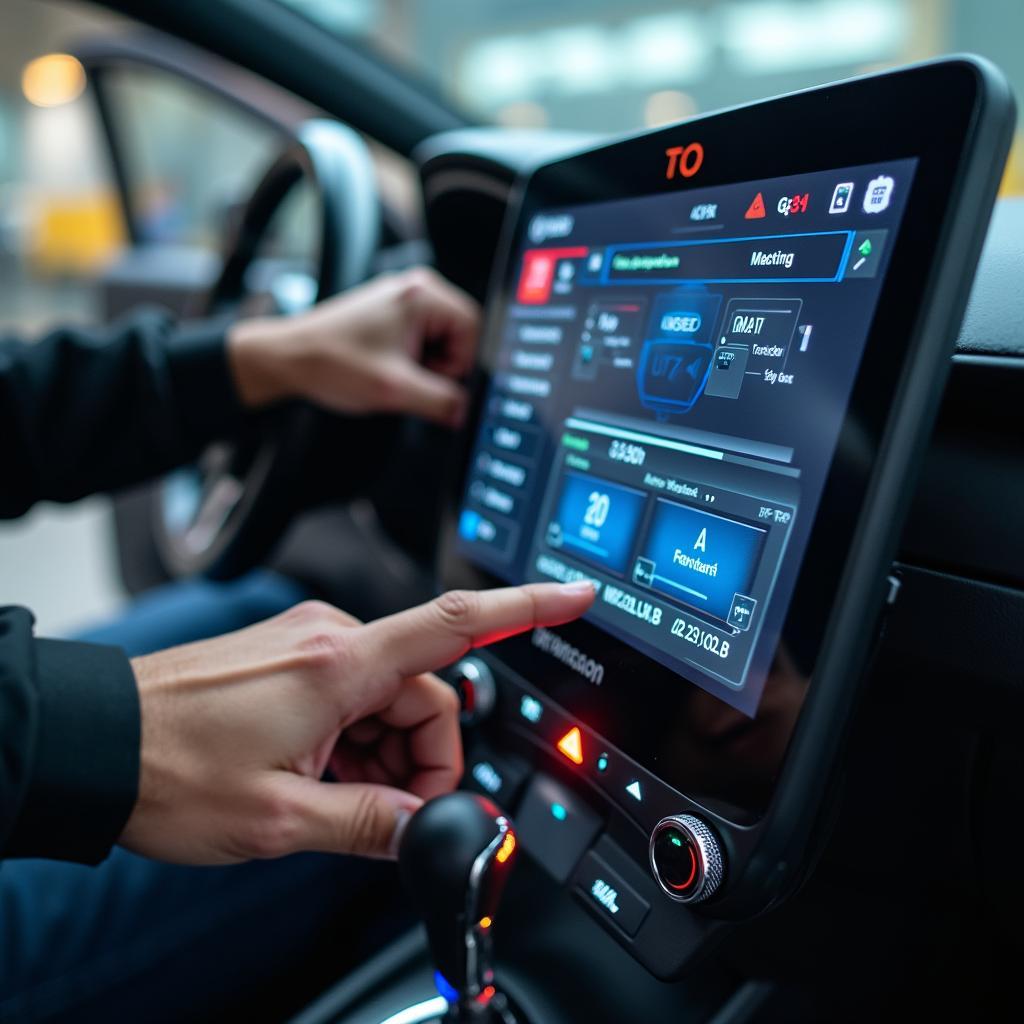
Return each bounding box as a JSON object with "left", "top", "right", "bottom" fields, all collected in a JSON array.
[
  {"left": 102, "top": 68, "right": 286, "bottom": 249},
  {"left": 0, "top": 0, "right": 132, "bottom": 635},
  {"left": 278, "top": 0, "right": 1024, "bottom": 195},
  {"left": 0, "top": 0, "right": 125, "bottom": 328}
]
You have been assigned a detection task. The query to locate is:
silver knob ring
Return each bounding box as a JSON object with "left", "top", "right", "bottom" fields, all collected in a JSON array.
[{"left": 649, "top": 814, "right": 725, "bottom": 904}]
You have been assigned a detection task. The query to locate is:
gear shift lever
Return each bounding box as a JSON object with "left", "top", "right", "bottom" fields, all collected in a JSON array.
[{"left": 399, "top": 792, "right": 519, "bottom": 1021}]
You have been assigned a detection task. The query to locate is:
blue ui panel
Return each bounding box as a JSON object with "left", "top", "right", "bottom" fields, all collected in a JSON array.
[
  {"left": 636, "top": 290, "right": 722, "bottom": 419},
  {"left": 548, "top": 471, "right": 647, "bottom": 574},
  {"left": 637, "top": 499, "right": 766, "bottom": 621}
]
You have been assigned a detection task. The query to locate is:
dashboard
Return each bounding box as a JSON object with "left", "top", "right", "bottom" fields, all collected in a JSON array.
[
  {"left": 285, "top": 59, "right": 1024, "bottom": 1024},
  {"left": 429, "top": 58, "right": 1015, "bottom": 978}
]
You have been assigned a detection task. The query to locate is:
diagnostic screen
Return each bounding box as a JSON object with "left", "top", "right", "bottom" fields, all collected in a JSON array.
[{"left": 457, "top": 160, "right": 915, "bottom": 717}]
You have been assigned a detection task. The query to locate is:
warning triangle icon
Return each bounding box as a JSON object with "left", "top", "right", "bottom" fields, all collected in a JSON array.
[
  {"left": 557, "top": 726, "right": 584, "bottom": 765},
  {"left": 745, "top": 192, "right": 767, "bottom": 219}
]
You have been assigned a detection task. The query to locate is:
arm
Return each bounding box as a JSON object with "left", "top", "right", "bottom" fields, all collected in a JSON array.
[
  {"left": 0, "top": 311, "right": 241, "bottom": 519},
  {"left": 0, "top": 266, "right": 482, "bottom": 863},
  {"left": 0, "top": 267, "right": 479, "bottom": 520},
  {"left": 0, "top": 606, "right": 140, "bottom": 863},
  {"left": 0, "top": 582, "right": 594, "bottom": 865}
]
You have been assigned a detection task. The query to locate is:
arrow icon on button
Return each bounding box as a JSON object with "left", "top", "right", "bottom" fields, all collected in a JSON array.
[{"left": 626, "top": 781, "right": 643, "bottom": 802}]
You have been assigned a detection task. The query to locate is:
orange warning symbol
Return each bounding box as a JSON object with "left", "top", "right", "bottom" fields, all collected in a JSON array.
[
  {"left": 745, "top": 192, "right": 767, "bottom": 219},
  {"left": 556, "top": 726, "right": 584, "bottom": 765}
]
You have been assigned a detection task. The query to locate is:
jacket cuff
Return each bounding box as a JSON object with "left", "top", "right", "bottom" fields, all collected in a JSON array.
[
  {"left": 164, "top": 315, "right": 245, "bottom": 448},
  {"left": 4, "top": 640, "right": 140, "bottom": 864}
]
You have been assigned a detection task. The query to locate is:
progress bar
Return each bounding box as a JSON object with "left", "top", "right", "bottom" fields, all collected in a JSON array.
[
  {"left": 651, "top": 574, "right": 708, "bottom": 601},
  {"left": 564, "top": 417, "right": 724, "bottom": 462}
]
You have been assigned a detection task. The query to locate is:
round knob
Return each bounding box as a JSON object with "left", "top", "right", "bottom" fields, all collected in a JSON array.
[
  {"left": 452, "top": 657, "right": 496, "bottom": 725},
  {"left": 649, "top": 815, "right": 724, "bottom": 904}
]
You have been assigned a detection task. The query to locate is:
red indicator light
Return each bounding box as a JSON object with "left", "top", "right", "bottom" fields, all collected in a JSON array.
[
  {"left": 745, "top": 192, "right": 766, "bottom": 219},
  {"left": 556, "top": 726, "right": 584, "bottom": 765},
  {"left": 477, "top": 985, "right": 497, "bottom": 1006},
  {"left": 495, "top": 831, "right": 516, "bottom": 864},
  {"left": 667, "top": 846, "right": 698, "bottom": 891}
]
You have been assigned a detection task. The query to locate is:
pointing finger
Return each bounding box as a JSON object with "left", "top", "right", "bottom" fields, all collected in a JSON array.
[{"left": 360, "top": 581, "right": 595, "bottom": 682}]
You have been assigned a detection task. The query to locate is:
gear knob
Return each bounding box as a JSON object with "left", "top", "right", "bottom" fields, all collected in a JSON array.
[{"left": 398, "top": 792, "right": 517, "bottom": 1005}]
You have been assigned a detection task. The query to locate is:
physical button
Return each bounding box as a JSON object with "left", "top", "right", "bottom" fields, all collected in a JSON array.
[
  {"left": 574, "top": 851, "right": 650, "bottom": 937},
  {"left": 516, "top": 774, "right": 601, "bottom": 883},
  {"left": 451, "top": 656, "right": 496, "bottom": 725},
  {"left": 464, "top": 745, "right": 530, "bottom": 809}
]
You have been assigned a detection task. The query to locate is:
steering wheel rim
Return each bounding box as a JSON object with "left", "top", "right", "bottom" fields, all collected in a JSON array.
[{"left": 153, "top": 119, "right": 380, "bottom": 580}]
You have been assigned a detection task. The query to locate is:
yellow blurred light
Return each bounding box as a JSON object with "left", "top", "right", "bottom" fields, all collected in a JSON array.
[
  {"left": 495, "top": 831, "right": 516, "bottom": 864},
  {"left": 644, "top": 90, "right": 697, "bottom": 128},
  {"left": 22, "top": 53, "right": 86, "bottom": 108},
  {"left": 29, "top": 191, "right": 126, "bottom": 276}
]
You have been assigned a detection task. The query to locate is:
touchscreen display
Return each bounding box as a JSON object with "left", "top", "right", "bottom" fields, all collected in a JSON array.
[{"left": 456, "top": 160, "right": 915, "bottom": 718}]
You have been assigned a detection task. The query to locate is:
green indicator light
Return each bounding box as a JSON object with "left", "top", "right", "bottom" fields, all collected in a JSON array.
[
  {"left": 561, "top": 433, "right": 590, "bottom": 452},
  {"left": 565, "top": 454, "right": 591, "bottom": 471},
  {"left": 550, "top": 802, "right": 568, "bottom": 822},
  {"left": 670, "top": 835, "right": 683, "bottom": 847},
  {"left": 596, "top": 754, "right": 609, "bottom": 773},
  {"left": 858, "top": 238, "right": 872, "bottom": 258}
]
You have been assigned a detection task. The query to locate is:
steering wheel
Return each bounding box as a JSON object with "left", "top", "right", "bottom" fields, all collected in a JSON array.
[{"left": 153, "top": 119, "right": 380, "bottom": 580}]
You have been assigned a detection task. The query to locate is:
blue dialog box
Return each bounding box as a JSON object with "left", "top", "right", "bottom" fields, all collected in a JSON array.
[
  {"left": 547, "top": 471, "right": 647, "bottom": 574},
  {"left": 636, "top": 499, "right": 766, "bottom": 621}
]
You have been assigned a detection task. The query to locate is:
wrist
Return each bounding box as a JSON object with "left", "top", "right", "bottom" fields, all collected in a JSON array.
[{"left": 226, "top": 316, "right": 296, "bottom": 408}]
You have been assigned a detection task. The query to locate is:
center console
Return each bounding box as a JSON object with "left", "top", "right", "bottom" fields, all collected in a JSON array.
[{"left": 296, "top": 57, "right": 1013, "bottom": 1024}]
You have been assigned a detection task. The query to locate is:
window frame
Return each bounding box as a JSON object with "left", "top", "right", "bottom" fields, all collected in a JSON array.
[{"left": 74, "top": 31, "right": 311, "bottom": 244}]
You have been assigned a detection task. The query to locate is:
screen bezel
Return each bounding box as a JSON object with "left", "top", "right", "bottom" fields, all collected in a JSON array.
[{"left": 438, "top": 60, "right": 1008, "bottom": 840}]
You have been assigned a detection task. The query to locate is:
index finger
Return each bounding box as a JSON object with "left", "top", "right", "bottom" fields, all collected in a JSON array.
[{"left": 361, "top": 581, "right": 595, "bottom": 680}]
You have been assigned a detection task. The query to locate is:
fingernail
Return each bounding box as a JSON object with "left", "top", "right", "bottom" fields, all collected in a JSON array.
[
  {"left": 386, "top": 808, "right": 413, "bottom": 861},
  {"left": 560, "top": 579, "right": 596, "bottom": 596}
]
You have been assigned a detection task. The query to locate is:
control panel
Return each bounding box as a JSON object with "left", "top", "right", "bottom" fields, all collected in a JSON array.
[{"left": 450, "top": 654, "right": 736, "bottom": 979}]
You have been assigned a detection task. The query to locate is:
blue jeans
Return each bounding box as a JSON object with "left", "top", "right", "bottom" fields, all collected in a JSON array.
[{"left": 1, "top": 572, "right": 401, "bottom": 1023}]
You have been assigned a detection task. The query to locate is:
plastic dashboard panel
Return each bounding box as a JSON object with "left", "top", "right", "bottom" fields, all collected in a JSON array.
[
  {"left": 431, "top": 58, "right": 1017, "bottom": 977},
  {"left": 955, "top": 197, "right": 1024, "bottom": 358}
]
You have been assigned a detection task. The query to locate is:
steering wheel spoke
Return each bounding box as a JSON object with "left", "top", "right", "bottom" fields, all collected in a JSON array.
[{"left": 153, "top": 119, "right": 380, "bottom": 579}]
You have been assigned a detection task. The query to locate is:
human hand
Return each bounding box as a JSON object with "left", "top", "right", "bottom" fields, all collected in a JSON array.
[
  {"left": 119, "top": 581, "right": 594, "bottom": 865},
  {"left": 227, "top": 267, "right": 480, "bottom": 427}
]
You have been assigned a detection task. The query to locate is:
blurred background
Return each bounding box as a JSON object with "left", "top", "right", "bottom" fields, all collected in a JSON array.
[{"left": 1, "top": 0, "right": 1022, "bottom": 634}]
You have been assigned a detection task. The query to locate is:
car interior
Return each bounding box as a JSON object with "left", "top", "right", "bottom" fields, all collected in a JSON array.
[{"left": 3, "top": 2, "right": 1024, "bottom": 1022}]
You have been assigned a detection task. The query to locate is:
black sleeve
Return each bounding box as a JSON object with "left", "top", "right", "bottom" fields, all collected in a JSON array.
[
  {"left": 0, "top": 606, "right": 140, "bottom": 863},
  {"left": 0, "top": 309, "right": 244, "bottom": 519}
]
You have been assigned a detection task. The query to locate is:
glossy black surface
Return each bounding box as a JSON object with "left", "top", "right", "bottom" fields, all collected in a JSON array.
[{"left": 441, "top": 60, "right": 995, "bottom": 820}]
